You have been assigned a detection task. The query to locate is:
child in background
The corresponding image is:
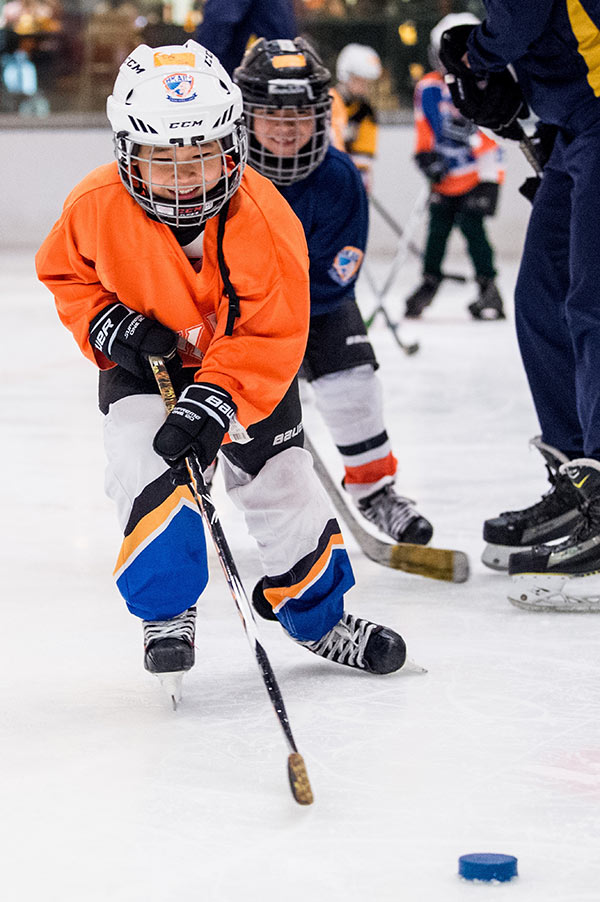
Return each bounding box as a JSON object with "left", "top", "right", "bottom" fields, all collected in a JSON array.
[{"left": 405, "top": 13, "right": 505, "bottom": 321}]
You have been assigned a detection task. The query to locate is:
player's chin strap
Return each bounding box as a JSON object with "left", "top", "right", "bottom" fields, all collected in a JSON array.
[{"left": 216, "top": 198, "right": 241, "bottom": 336}]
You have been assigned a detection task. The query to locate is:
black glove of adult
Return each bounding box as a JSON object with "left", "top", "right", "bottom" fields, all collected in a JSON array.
[
  {"left": 153, "top": 382, "right": 236, "bottom": 482},
  {"left": 439, "top": 24, "right": 529, "bottom": 140},
  {"left": 89, "top": 302, "right": 181, "bottom": 380},
  {"left": 415, "top": 151, "right": 447, "bottom": 184}
]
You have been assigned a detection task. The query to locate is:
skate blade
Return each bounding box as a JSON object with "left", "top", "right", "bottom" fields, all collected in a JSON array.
[
  {"left": 481, "top": 542, "right": 527, "bottom": 572},
  {"left": 157, "top": 671, "right": 184, "bottom": 709},
  {"left": 403, "top": 657, "right": 428, "bottom": 674},
  {"left": 507, "top": 572, "right": 600, "bottom": 613}
]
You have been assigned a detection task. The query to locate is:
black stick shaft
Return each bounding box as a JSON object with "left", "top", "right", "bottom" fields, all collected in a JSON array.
[{"left": 148, "top": 356, "right": 300, "bottom": 755}]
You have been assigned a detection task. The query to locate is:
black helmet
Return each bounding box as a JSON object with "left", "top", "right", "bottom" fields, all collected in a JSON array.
[{"left": 234, "top": 37, "right": 332, "bottom": 185}]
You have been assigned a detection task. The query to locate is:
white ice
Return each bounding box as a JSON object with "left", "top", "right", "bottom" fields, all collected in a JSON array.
[{"left": 2, "top": 147, "right": 600, "bottom": 902}]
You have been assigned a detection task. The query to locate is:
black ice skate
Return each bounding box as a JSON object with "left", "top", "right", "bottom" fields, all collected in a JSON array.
[
  {"left": 481, "top": 436, "right": 582, "bottom": 571},
  {"left": 143, "top": 606, "right": 196, "bottom": 707},
  {"left": 508, "top": 458, "right": 600, "bottom": 581},
  {"left": 404, "top": 274, "right": 441, "bottom": 318},
  {"left": 358, "top": 484, "right": 433, "bottom": 545},
  {"left": 468, "top": 277, "right": 506, "bottom": 320},
  {"left": 296, "top": 612, "right": 407, "bottom": 674}
]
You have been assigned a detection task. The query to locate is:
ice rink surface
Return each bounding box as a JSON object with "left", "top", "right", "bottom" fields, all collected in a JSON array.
[{"left": 3, "top": 232, "right": 600, "bottom": 901}]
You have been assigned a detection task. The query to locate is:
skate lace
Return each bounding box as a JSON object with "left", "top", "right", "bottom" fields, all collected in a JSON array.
[
  {"left": 498, "top": 465, "right": 569, "bottom": 523},
  {"left": 143, "top": 606, "right": 196, "bottom": 648},
  {"left": 360, "top": 486, "right": 418, "bottom": 537},
  {"left": 301, "top": 614, "right": 377, "bottom": 668},
  {"left": 535, "top": 498, "right": 600, "bottom": 552}
]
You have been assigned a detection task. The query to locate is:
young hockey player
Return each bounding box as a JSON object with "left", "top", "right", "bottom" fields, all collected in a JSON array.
[
  {"left": 404, "top": 13, "right": 505, "bottom": 321},
  {"left": 439, "top": 3, "right": 600, "bottom": 609},
  {"left": 35, "top": 41, "right": 407, "bottom": 698},
  {"left": 331, "top": 43, "right": 382, "bottom": 192},
  {"left": 233, "top": 37, "right": 434, "bottom": 572}
]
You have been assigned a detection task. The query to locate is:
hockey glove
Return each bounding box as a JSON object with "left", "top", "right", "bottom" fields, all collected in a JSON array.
[
  {"left": 460, "top": 182, "right": 499, "bottom": 217},
  {"left": 438, "top": 24, "right": 529, "bottom": 140},
  {"left": 89, "top": 302, "right": 181, "bottom": 381},
  {"left": 153, "top": 382, "right": 236, "bottom": 483},
  {"left": 415, "top": 151, "right": 447, "bottom": 184}
]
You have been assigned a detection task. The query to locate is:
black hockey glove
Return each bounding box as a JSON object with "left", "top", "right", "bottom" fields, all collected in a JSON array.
[
  {"left": 439, "top": 24, "right": 529, "bottom": 140},
  {"left": 415, "top": 151, "right": 447, "bottom": 184},
  {"left": 460, "top": 182, "right": 499, "bottom": 217},
  {"left": 153, "top": 382, "right": 236, "bottom": 483},
  {"left": 89, "top": 302, "right": 181, "bottom": 381}
]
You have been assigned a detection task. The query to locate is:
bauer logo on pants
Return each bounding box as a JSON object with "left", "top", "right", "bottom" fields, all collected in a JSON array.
[{"left": 329, "top": 246, "right": 364, "bottom": 286}]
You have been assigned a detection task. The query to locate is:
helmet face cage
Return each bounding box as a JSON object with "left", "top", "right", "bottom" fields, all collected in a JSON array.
[
  {"left": 234, "top": 37, "right": 332, "bottom": 186},
  {"left": 244, "top": 96, "right": 331, "bottom": 186},
  {"left": 115, "top": 122, "right": 247, "bottom": 227}
]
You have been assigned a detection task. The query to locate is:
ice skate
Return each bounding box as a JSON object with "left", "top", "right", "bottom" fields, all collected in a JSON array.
[
  {"left": 143, "top": 606, "right": 196, "bottom": 708},
  {"left": 508, "top": 460, "right": 600, "bottom": 599},
  {"left": 468, "top": 277, "right": 506, "bottom": 320},
  {"left": 295, "top": 612, "right": 407, "bottom": 674},
  {"left": 404, "top": 274, "right": 441, "bottom": 318},
  {"left": 357, "top": 484, "right": 433, "bottom": 545},
  {"left": 481, "top": 436, "right": 582, "bottom": 571}
]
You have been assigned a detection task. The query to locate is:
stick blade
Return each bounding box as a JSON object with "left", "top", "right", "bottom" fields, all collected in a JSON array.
[
  {"left": 389, "top": 544, "right": 470, "bottom": 583},
  {"left": 288, "top": 753, "right": 314, "bottom": 806}
]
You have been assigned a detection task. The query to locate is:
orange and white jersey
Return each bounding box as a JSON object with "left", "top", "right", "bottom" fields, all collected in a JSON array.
[
  {"left": 35, "top": 162, "right": 310, "bottom": 431},
  {"left": 414, "top": 70, "right": 504, "bottom": 196}
]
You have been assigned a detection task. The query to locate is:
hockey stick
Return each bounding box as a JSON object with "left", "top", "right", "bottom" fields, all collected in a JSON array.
[
  {"left": 370, "top": 194, "right": 467, "bottom": 283},
  {"left": 361, "top": 262, "right": 420, "bottom": 356},
  {"left": 149, "top": 355, "right": 313, "bottom": 806},
  {"left": 363, "top": 185, "right": 431, "bottom": 338},
  {"left": 304, "top": 433, "right": 470, "bottom": 583}
]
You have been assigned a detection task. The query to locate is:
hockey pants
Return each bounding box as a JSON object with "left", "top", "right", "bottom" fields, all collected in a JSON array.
[
  {"left": 423, "top": 201, "right": 496, "bottom": 280},
  {"left": 514, "top": 121, "right": 600, "bottom": 459},
  {"left": 103, "top": 380, "right": 354, "bottom": 642}
]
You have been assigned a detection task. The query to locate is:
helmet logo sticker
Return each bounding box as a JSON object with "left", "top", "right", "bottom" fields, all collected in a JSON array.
[
  {"left": 154, "top": 51, "right": 195, "bottom": 68},
  {"left": 329, "top": 246, "right": 364, "bottom": 286},
  {"left": 272, "top": 54, "right": 306, "bottom": 69},
  {"left": 163, "top": 73, "right": 197, "bottom": 103}
]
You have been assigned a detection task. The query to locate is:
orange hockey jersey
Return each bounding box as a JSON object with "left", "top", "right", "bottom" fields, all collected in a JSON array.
[{"left": 36, "top": 162, "right": 310, "bottom": 429}]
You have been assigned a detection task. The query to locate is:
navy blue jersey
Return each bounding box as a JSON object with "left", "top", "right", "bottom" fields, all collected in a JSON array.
[
  {"left": 279, "top": 146, "right": 369, "bottom": 317},
  {"left": 467, "top": 1, "right": 600, "bottom": 133},
  {"left": 194, "top": 0, "right": 297, "bottom": 75}
]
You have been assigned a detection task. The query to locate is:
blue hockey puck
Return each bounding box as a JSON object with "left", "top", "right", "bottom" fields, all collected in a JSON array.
[{"left": 458, "top": 853, "right": 518, "bottom": 882}]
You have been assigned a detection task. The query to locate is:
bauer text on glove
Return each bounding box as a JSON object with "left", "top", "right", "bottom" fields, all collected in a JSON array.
[
  {"left": 153, "top": 382, "right": 236, "bottom": 474},
  {"left": 89, "top": 302, "right": 181, "bottom": 380}
]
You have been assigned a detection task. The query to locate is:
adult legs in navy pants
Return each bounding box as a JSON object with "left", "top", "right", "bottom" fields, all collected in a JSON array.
[{"left": 482, "top": 123, "right": 600, "bottom": 573}]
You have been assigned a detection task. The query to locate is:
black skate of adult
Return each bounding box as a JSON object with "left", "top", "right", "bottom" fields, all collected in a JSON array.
[
  {"left": 481, "top": 436, "right": 582, "bottom": 571},
  {"left": 143, "top": 606, "right": 197, "bottom": 709},
  {"left": 508, "top": 459, "right": 600, "bottom": 612},
  {"left": 468, "top": 277, "right": 506, "bottom": 320}
]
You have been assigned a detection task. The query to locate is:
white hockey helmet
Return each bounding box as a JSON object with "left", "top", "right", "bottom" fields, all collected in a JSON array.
[
  {"left": 429, "top": 13, "right": 480, "bottom": 71},
  {"left": 336, "top": 43, "right": 382, "bottom": 84},
  {"left": 106, "top": 41, "right": 247, "bottom": 227}
]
